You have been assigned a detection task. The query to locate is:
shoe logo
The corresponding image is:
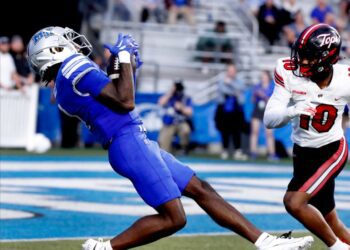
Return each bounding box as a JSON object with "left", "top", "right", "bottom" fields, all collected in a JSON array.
[{"left": 334, "top": 97, "right": 341, "bottom": 101}]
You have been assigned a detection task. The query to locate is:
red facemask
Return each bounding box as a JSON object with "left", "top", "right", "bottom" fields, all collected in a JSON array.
[{"left": 299, "top": 65, "right": 313, "bottom": 77}]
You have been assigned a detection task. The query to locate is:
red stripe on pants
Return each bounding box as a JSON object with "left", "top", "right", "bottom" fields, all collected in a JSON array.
[{"left": 299, "top": 138, "right": 346, "bottom": 196}]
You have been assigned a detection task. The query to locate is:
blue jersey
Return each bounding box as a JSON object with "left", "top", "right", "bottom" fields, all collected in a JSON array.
[{"left": 54, "top": 54, "right": 142, "bottom": 147}]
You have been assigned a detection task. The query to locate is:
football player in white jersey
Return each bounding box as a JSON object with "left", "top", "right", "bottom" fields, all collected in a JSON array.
[{"left": 264, "top": 23, "right": 350, "bottom": 250}]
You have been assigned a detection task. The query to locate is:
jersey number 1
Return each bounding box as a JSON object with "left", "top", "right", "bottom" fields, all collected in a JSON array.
[{"left": 300, "top": 104, "right": 338, "bottom": 133}]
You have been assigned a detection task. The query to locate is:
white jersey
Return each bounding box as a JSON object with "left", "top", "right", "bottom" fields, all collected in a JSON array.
[{"left": 264, "top": 57, "right": 350, "bottom": 148}]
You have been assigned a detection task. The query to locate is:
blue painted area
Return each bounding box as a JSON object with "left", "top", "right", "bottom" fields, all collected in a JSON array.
[
  {"left": 36, "top": 87, "right": 61, "bottom": 143},
  {"left": 5, "top": 186, "right": 142, "bottom": 205},
  {"left": 0, "top": 203, "right": 140, "bottom": 239},
  {"left": 0, "top": 171, "right": 294, "bottom": 179},
  {"left": 1, "top": 171, "right": 116, "bottom": 178},
  {"left": 1, "top": 160, "right": 349, "bottom": 240},
  {"left": 192, "top": 101, "right": 221, "bottom": 144},
  {"left": 0, "top": 155, "right": 290, "bottom": 165},
  {"left": 1, "top": 201, "right": 349, "bottom": 240},
  {"left": 0, "top": 155, "right": 108, "bottom": 162}
]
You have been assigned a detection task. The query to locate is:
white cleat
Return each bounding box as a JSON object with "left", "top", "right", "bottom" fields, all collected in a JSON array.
[
  {"left": 82, "top": 238, "right": 107, "bottom": 250},
  {"left": 256, "top": 231, "right": 314, "bottom": 250}
]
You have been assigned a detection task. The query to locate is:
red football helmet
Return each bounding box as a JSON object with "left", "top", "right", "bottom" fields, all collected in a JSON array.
[{"left": 291, "top": 23, "right": 341, "bottom": 78}]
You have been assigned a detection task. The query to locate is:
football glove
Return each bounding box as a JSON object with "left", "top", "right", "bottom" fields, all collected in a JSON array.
[
  {"left": 104, "top": 33, "right": 143, "bottom": 69},
  {"left": 123, "top": 34, "right": 143, "bottom": 68},
  {"left": 287, "top": 100, "right": 316, "bottom": 118},
  {"left": 133, "top": 49, "right": 143, "bottom": 69},
  {"left": 104, "top": 33, "right": 139, "bottom": 56}
]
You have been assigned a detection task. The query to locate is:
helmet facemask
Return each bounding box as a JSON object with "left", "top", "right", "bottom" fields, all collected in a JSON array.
[
  {"left": 291, "top": 45, "right": 329, "bottom": 78},
  {"left": 62, "top": 28, "right": 92, "bottom": 57}
]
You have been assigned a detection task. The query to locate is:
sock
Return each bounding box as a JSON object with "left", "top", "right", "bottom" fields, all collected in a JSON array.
[
  {"left": 255, "top": 232, "right": 272, "bottom": 248},
  {"left": 103, "top": 240, "right": 113, "bottom": 250},
  {"left": 329, "top": 238, "right": 348, "bottom": 250}
]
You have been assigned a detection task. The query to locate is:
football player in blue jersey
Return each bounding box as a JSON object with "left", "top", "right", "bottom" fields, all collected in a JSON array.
[{"left": 27, "top": 26, "right": 314, "bottom": 250}]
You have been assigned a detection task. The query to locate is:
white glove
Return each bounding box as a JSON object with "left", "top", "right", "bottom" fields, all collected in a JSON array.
[{"left": 287, "top": 100, "right": 316, "bottom": 118}]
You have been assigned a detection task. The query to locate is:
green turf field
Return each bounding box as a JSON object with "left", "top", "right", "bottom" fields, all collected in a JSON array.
[{"left": 0, "top": 233, "right": 326, "bottom": 250}]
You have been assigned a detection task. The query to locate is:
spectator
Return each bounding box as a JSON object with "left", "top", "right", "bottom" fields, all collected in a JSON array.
[
  {"left": 140, "top": 0, "right": 166, "bottom": 23},
  {"left": 59, "top": 110, "right": 81, "bottom": 148},
  {"left": 214, "top": 63, "right": 248, "bottom": 160},
  {"left": 195, "top": 20, "right": 234, "bottom": 64},
  {"left": 338, "top": 0, "right": 350, "bottom": 57},
  {"left": 0, "top": 36, "right": 20, "bottom": 90},
  {"left": 49, "top": 87, "right": 80, "bottom": 148},
  {"left": 249, "top": 70, "right": 278, "bottom": 161},
  {"left": 167, "top": 0, "right": 195, "bottom": 25},
  {"left": 78, "top": 0, "right": 108, "bottom": 59},
  {"left": 257, "top": 0, "right": 283, "bottom": 46},
  {"left": 310, "top": 0, "right": 333, "bottom": 24},
  {"left": 10, "top": 35, "right": 35, "bottom": 87},
  {"left": 279, "top": 0, "right": 297, "bottom": 28},
  {"left": 158, "top": 80, "right": 193, "bottom": 154},
  {"left": 283, "top": 10, "right": 307, "bottom": 48},
  {"left": 281, "top": 0, "right": 302, "bottom": 17},
  {"left": 323, "top": 11, "right": 337, "bottom": 27},
  {"left": 335, "top": 0, "right": 350, "bottom": 33},
  {"left": 240, "top": 0, "right": 264, "bottom": 16},
  {"left": 112, "top": 0, "right": 132, "bottom": 21}
]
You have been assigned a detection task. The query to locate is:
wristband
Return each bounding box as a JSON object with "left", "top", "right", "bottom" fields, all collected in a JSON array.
[{"left": 118, "top": 51, "right": 131, "bottom": 63}]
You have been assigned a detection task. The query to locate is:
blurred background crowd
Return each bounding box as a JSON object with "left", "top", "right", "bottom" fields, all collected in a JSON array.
[{"left": 1, "top": 0, "right": 349, "bottom": 160}]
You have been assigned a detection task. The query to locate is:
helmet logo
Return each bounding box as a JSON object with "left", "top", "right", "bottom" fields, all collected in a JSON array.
[
  {"left": 317, "top": 33, "right": 339, "bottom": 49},
  {"left": 32, "top": 30, "right": 54, "bottom": 45}
]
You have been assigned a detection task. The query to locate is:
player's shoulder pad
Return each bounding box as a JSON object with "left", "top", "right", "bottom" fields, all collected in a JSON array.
[
  {"left": 273, "top": 57, "right": 291, "bottom": 88},
  {"left": 61, "top": 54, "right": 98, "bottom": 85},
  {"left": 334, "top": 63, "right": 350, "bottom": 78}
]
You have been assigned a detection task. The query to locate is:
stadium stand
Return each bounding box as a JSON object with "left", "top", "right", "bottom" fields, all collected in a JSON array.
[
  {"left": 99, "top": 0, "right": 350, "bottom": 104},
  {"left": 100, "top": 0, "right": 262, "bottom": 98}
]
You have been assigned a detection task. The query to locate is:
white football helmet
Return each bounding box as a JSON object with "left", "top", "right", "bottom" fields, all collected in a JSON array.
[{"left": 27, "top": 26, "right": 92, "bottom": 84}]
